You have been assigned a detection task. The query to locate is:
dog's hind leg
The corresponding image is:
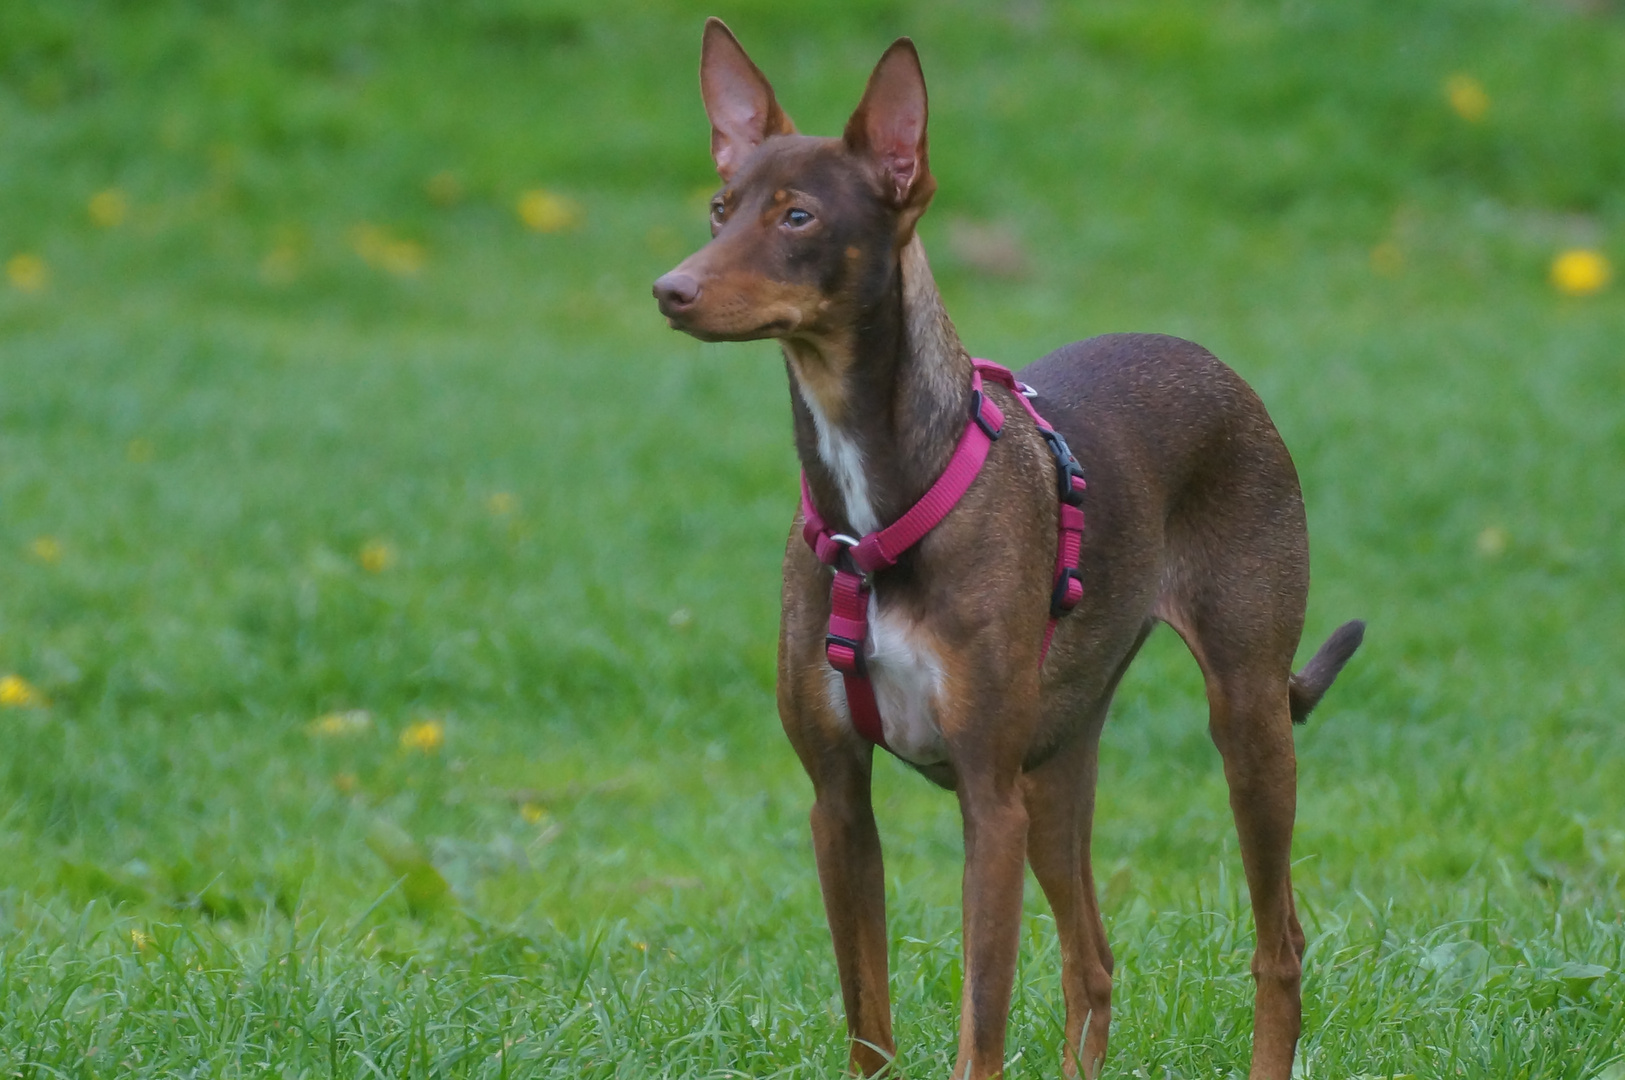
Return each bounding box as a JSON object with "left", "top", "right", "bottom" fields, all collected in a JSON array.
[
  {"left": 1161, "top": 577, "right": 1310, "bottom": 1080},
  {"left": 1204, "top": 665, "right": 1305, "bottom": 1080}
]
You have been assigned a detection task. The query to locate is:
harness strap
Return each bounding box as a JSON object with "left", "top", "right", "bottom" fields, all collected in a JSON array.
[{"left": 800, "top": 360, "right": 1085, "bottom": 752}]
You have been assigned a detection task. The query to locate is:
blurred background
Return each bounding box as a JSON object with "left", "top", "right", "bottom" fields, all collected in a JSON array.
[{"left": 1, "top": 0, "right": 1622, "bottom": 1074}]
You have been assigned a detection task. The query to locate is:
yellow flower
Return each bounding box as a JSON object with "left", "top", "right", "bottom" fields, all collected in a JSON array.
[
  {"left": 6, "top": 253, "right": 49, "bottom": 293},
  {"left": 1444, "top": 74, "right": 1489, "bottom": 123},
  {"left": 400, "top": 720, "right": 445, "bottom": 753},
  {"left": 334, "top": 771, "right": 359, "bottom": 794},
  {"left": 30, "top": 535, "right": 62, "bottom": 563},
  {"left": 378, "top": 239, "right": 425, "bottom": 276},
  {"left": 130, "top": 928, "right": 152, "bottom": 950},
  {"left": 1550, "top": 249, "right": 1611, "bottom": 297},
  {"left": 88, "top": 188, "right": 129, "bottom": 228},
  {"left": 425, "top": 171, "right": 464, "bottom": 206},
  {"left": 1476, "top": 525, "right": 1509, "bottom": 558},
  {"left": 260, "top": 245, "right": 300, "bottom": 286},
  {"left": 487, "top": 491, "right": 517, "bottom": 516},
  {"left": 517, "top": 189, "right": 583, "bottom": 233},
  {"left": 348, "top": 224, "right": 426, "bottom": 277},
  {"left": 520, "top": 801, "right": 546, "bottom": 824},
  {"left": 0, "top": 675, "right": 42, "bottom": 708},
  {"left": 0, "top": 675, "right": 43, "bottom": 708},
  {"left": 309, "top": 709, "right": 372, "bottom": 737},
  {"left": 1369, "top": 240, "right": 1404, "bottom": 277},
  {"left": 359, "top": 540, "right": 395, "bottom": 573}
]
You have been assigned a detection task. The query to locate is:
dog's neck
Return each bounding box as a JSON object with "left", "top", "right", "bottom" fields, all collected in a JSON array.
[{"left": 785, "top": 235, "right": 972, "bottom": 536}]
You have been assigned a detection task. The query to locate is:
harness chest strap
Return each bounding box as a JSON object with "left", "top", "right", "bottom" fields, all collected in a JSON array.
[{"left": 800, "top": 359, "right": 1087, "bottom": 751}]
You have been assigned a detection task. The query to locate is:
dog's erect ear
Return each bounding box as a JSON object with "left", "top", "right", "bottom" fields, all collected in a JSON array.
[
  {"left": 700, "top": 18, "right": 795, "bottom": 181},
  {"left": 844, "top": 38, "right": 936, "bottom": 218}
]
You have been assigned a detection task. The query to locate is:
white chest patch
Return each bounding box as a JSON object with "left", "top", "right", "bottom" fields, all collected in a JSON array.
[
  {"left": 801, "top": 393, "right": 880, "bottom": 536},
  {"left": 824, "top": 597, "right": 948, "bottom": 765}
]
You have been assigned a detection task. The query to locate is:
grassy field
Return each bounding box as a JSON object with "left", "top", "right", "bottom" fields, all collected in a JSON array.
[{"left": 2, "top": 0, "right": 1623, "bottom": 1075}]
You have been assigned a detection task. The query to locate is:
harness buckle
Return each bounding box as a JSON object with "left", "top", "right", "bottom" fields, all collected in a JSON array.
[
  {"left": 969, "top": 389, "right": 1003, "bottom": 441},
  {"left": 1040, "top": 428, "right": 1086, "bottom": 506},
  {"left": 1050, "top": 566, "right": 1082, "bottom": 618},
  {"left": 825, "top": 634, "right": 867, "bottom": 676}
]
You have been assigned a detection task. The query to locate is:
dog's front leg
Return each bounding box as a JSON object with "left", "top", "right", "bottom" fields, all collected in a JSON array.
[
  {"left": 808, "top": 743, "right": 896, "bottom": 1076},
  {"left": 947, "top": 692, "right": 1033, "bottom": 1080}
]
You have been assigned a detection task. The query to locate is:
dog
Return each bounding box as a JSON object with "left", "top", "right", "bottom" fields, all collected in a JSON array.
[{"left": 653, "top": 20, "right": 1364, "bottom": 1080}]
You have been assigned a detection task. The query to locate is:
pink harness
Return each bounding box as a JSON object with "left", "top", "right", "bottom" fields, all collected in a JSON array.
[{"left": 799, "top": 359, "right": 1087, "bottom": 751}]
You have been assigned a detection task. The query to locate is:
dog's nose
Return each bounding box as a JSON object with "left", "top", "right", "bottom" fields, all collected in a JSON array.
[{"left": 653, "top": 272, "right": 700, "bottom": 314}]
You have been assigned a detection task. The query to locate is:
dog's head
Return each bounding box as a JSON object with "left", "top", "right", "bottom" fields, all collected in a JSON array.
[{"left": 653, "top": 19, "right": 937, "bottom": 343}]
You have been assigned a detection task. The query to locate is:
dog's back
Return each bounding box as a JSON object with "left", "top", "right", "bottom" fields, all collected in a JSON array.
[{"left": 1025, "top": 332, "right": 1359, "bottom": 737}]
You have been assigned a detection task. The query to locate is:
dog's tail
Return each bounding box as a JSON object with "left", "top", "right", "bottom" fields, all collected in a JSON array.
[{"left": 1288, "top": 620, "right": 1365, "bottom": 724}]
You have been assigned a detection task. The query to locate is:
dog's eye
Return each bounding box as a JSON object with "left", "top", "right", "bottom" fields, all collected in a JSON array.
[
  {"left": 710, "top": 200, "right": 726, "bottom": 225},
  {"left": 784, "top": 208, "right": 813, "bottom": 228}
]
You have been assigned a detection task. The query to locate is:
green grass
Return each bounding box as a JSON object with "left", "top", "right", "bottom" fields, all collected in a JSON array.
[{"left": 2, "top": 0, "right": 1624, "bottom": 1075}]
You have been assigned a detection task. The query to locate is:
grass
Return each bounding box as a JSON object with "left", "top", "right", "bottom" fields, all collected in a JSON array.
[{"left": 2, "top": 0, "right": 1623, "bottom": 1075}]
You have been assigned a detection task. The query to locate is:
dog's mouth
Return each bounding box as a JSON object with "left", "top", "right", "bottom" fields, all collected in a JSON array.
[
  {"left": 657, "top": 294, "right": 802, "bottom": 342},
  {"left": 664, "top": 316, "right": 795, "bottom": 342}
]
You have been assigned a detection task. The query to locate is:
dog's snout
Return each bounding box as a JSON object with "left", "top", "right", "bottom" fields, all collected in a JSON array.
[{"left": 653, "top": 272, "right": 700, "bottom": 315}]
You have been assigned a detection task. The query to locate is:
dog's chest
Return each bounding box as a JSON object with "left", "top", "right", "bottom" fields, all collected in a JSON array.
[{"left": 824, "top": 597, "right": 949, "bottom": 765}]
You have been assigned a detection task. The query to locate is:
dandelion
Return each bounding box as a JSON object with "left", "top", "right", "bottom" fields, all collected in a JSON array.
[
  {"left": 520, "top": 802, "right": 546, "bottom": 824},
  {"left": 1444, "top": 74, "right": 1489, "bottom": 123},
  {"left": 1369, "top": 240, "right": 1404, "bottom": 277},
  {"left": 377, "top": 239, "right": 425, "bottom": 276},
  {"left": 260, "top": 245, "right": 300, "bottom": 286},
  {"left": 359, "top": 540, "right": 395, "bottom": 573},
  {"left": 6, "top": 253, "right": 49, "bottom": 294},
  {"left": 352, "top": 222, "right": 387, "bottom": 252},
  {"left": 88, "top": 188, "right": 129, "bottom": 228},
  {"left": 1476, "top": 525, "right": 1509, "bottom": 558},
  {"left": 425, "top": 171, "right": 464, "bottom": 206},
  {"left": 400, "top": 719, "right": 445, "bottom": 753},
  {"left": 334, "top": 772, "right": 359, "bottom": 794},
  {"left": 348, "top": 224, "right": 426, "bottom": 277},
  {"left": 1550, "top": 249, "right": 1611, "bottom": 297},
  {"left": 0, "top": 675, "right": 43, "bottom": 708},
  {"left": 487, "top": 491, "right": 517, "bottom": 516},
  {"left": 517, "top": 189, "right": 583, "bottom": 233},
  {"left": 130, "top": 928, "right": 152, "bottom": 950},
  {"left": 309, "top": 710, "right": 372, "bottom": 737},
  {"left": 29, "top": 536, "right": 62, "bottom": 563}
]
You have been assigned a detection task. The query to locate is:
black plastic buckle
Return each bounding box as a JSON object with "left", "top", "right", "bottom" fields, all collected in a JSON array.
[
  {"left": 1040, "top": 428, "right": 1086, "bottom": 505},
  {"left": 1050, "top": 567, "right": 1081, "bottom": 618},
  {"left": 825, "top": 634, "right": 867, "bottom": 676},
  {"left": 969, "top": 389, "right": 1003, "bottom": 441}
]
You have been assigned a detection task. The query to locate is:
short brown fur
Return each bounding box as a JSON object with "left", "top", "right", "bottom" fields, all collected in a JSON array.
[{"left": 654, "top": 20, "right": 1364, "bottom": 1080}]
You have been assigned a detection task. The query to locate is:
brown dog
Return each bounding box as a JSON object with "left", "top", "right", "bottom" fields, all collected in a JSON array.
[{"left": 654, "top": 20, "right": 1363, "bottom": 1080}]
